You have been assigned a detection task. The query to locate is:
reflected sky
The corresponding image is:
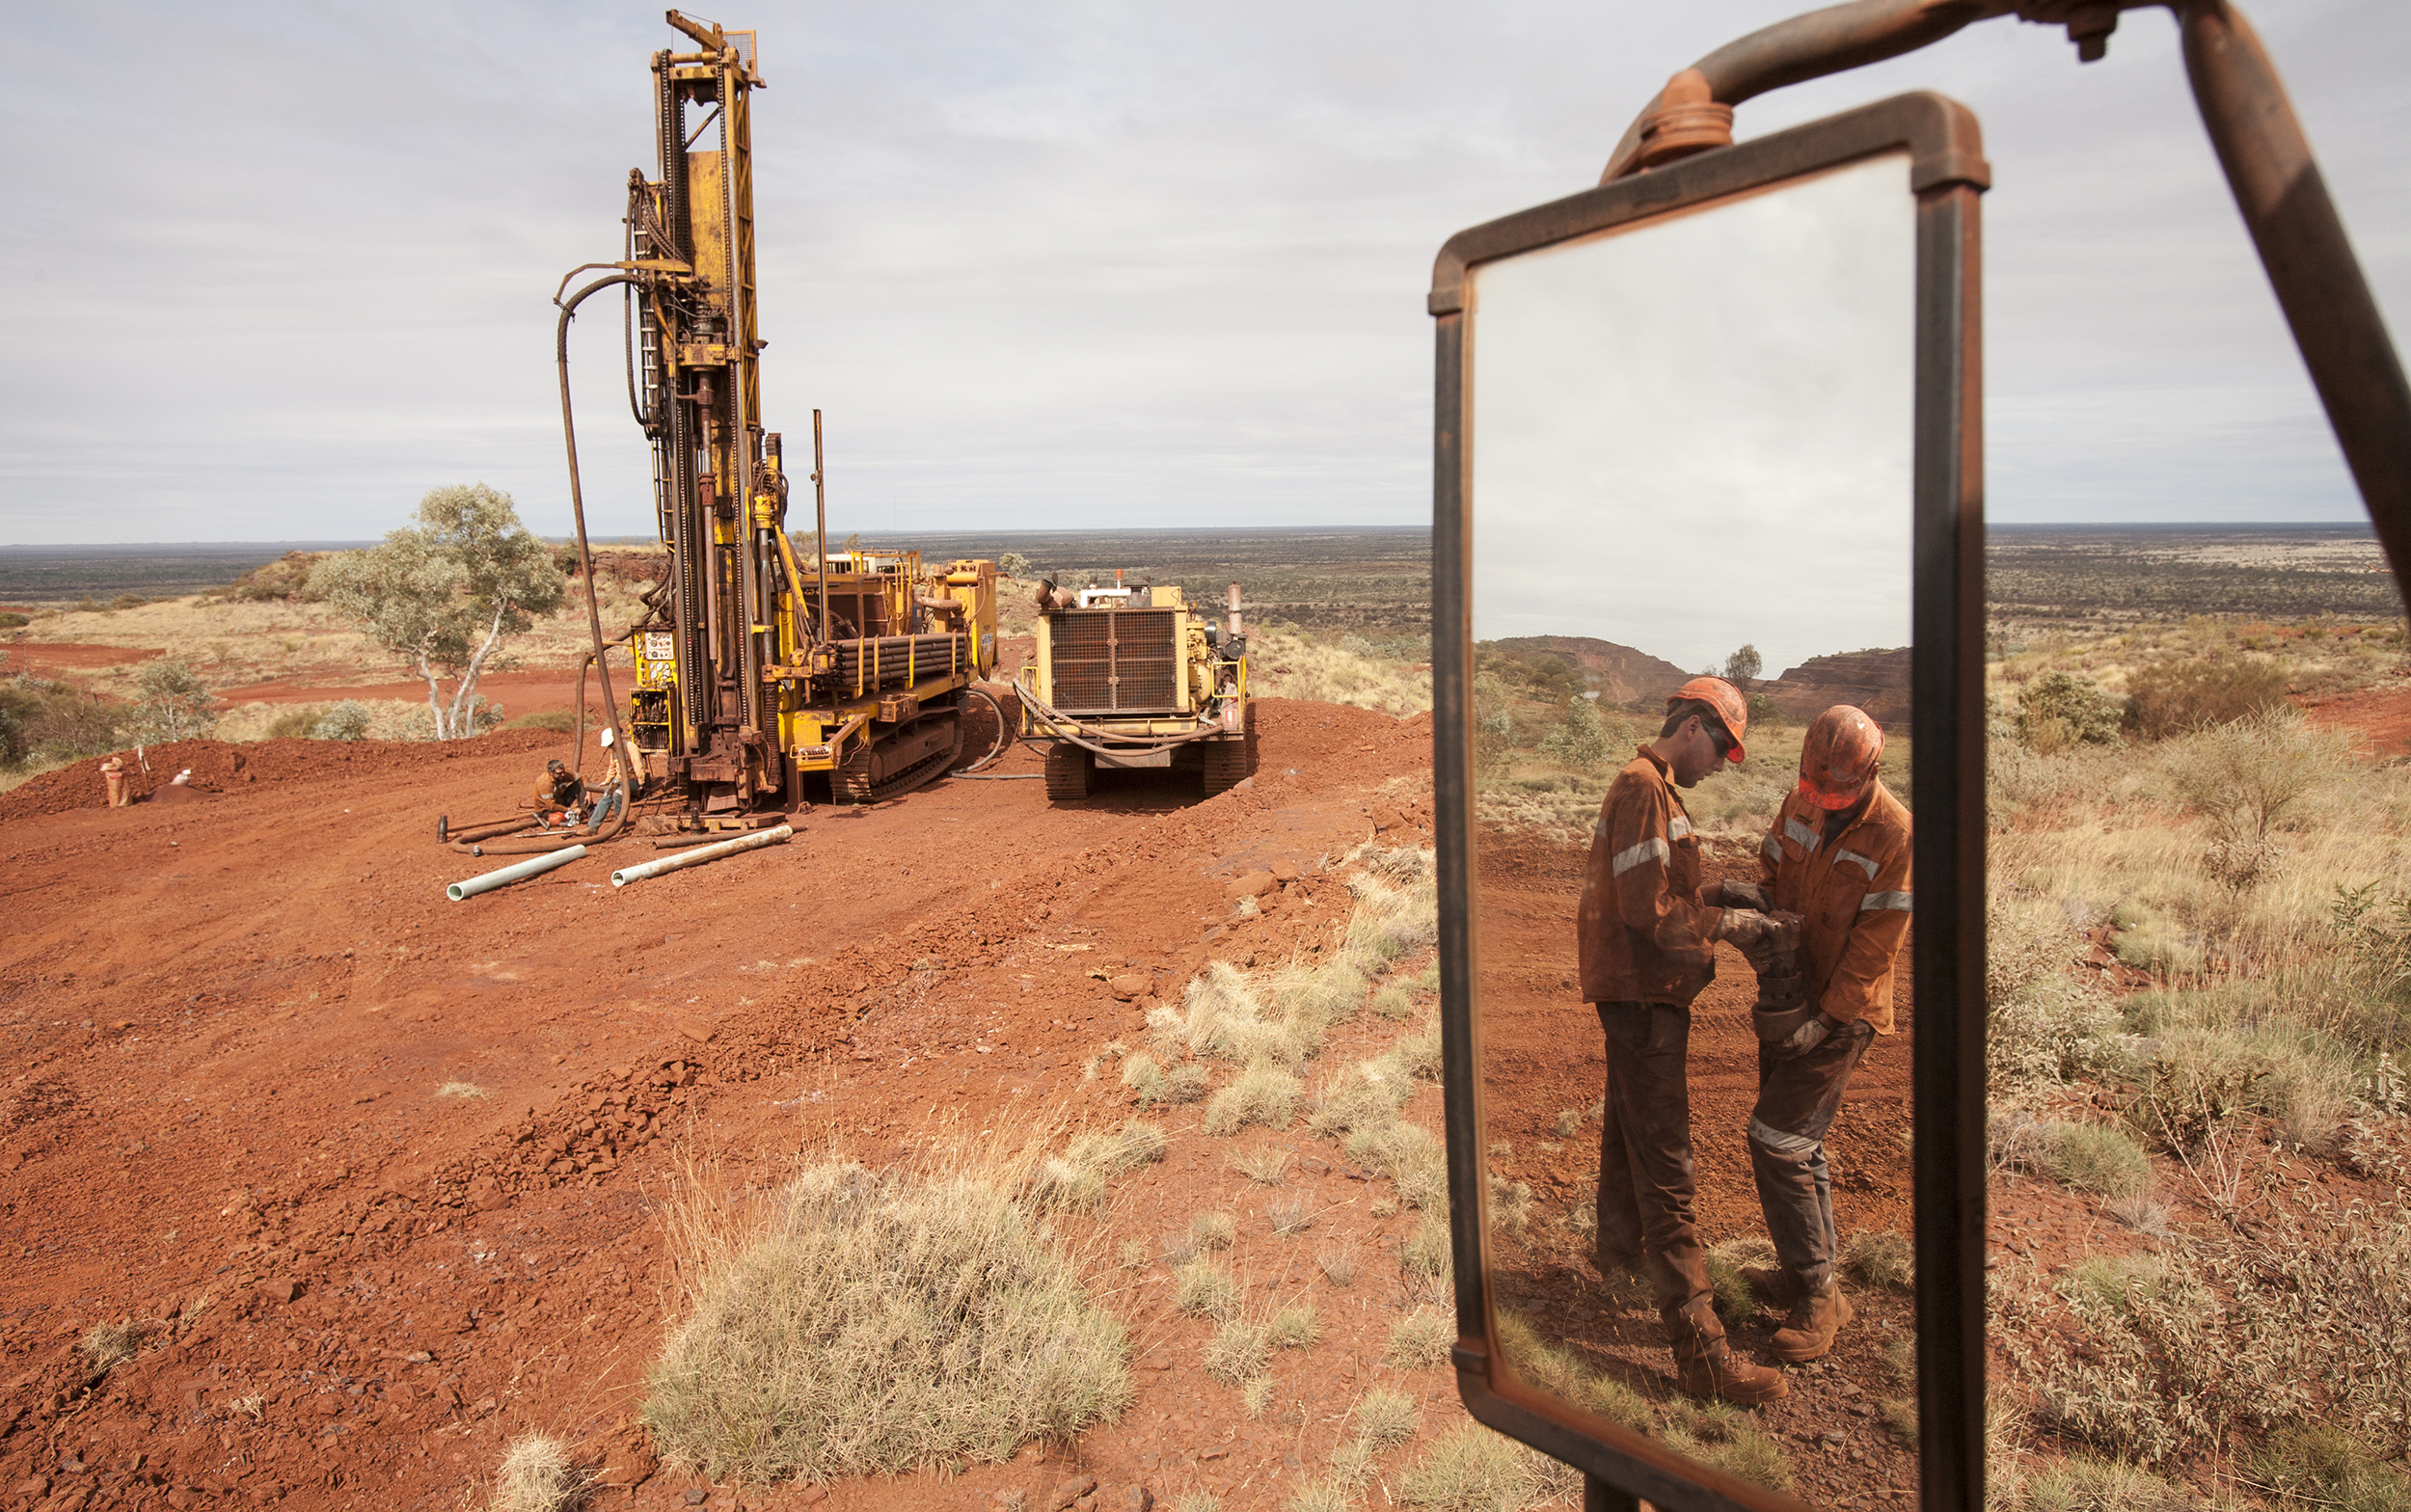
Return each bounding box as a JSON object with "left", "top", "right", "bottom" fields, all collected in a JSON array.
[{"left": 1467, "top": 153, "right": 1915, "bottom": 676}]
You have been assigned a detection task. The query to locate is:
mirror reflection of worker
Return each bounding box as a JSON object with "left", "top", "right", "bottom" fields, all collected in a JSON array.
[
  {"left": 1739, "top": 705, "right": 1912, "bottom": 1364},
  {"left": 1578, "top": 676, "right": 1796, "bottom": 1406}
]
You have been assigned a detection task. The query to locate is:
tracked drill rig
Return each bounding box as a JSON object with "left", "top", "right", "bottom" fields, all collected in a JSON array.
[{"left": 557, "top": 12, "right": 995, "bottom": 821}]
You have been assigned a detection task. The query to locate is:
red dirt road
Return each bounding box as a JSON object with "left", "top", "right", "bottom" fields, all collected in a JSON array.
[{"left": 0, "top": 701, "right": 1450, "bottom": 1512}]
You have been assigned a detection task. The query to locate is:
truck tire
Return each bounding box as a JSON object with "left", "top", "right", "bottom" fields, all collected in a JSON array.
[
  {"left": 1043, "top": 743, "right": 1093, "bottom": 801},
  {"left": 1200, "top": 704, "right": 1257, "bottom": 796}
]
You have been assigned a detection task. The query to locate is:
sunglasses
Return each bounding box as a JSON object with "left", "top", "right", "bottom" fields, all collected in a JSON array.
[{"left": 1705, "top": 722, "right": 1736, "bottom": 759}]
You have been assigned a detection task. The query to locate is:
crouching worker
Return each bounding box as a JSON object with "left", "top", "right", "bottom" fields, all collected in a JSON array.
[
  {"left": 1580, "top": 677, "right": 1794, "bottom": 1406},
  {"left": 1740, "top": 705, "right": 1912, "bottom": 1363},
  {"left": 531, "top": 758, "right": 584, "bottom": 824}
]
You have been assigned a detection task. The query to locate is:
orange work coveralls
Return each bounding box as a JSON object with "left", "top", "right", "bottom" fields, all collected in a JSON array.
[
  {"left": 1747, "top": 776, "right": 1913, "bottom": 1293},
  {"left": 1577, "top": 746, "right": 1730, "bottom": 1359}
]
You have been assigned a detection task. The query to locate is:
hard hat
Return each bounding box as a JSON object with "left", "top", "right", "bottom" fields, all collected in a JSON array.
[
  {"left": 1667, "top": 676, "right": 1748, "bottom": 763},
  {"left": 1798, "top": 705, "right": 1883, "bottom": 810}
]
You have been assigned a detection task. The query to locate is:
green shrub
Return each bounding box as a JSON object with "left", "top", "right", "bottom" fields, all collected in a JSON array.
[
  {"left": 507, "top": 710, "right": 578, "bottom": 732},
  {"left": 263, "top": 707, "right": 325, "bottom": 740},
  {"left": 0, "top": 674, "right": 122, "bottom": 767},
  {"left": 2016, "top": 671, "right": 2125, "bottom": 752},
  {"left": 2159, "top": 709, "right": 2353, "bottom": 892},
  {"left": 314, "top": 700, "right": 372, "bottom": 742},
  {"left": 2045, "top": 1122, "right": 2153, "bottom": 1200},
  {"left": 0, "top": 611, "right": 29, "bottom": 629},
  {"left": 129, "top": 658, "right": 216, "bottom": 743}
]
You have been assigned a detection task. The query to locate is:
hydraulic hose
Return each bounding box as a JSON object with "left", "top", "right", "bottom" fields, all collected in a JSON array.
[
  {"left": 953, "top": 685, "right": 1012, "bottom": 772},
  {"left": 944, "top": 682, "right": 1047, "bottom": 779},
  {"left": 448, "top": 271, "right": 646, "bottom": 859},
  {"left": 1016, "top": 683, "right": 1242, "bottom": 759}
]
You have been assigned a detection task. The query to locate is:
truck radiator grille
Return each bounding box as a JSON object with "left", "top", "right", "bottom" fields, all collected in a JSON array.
[
  {"left": 1051, "top": 608, "right": 1180, "bottom": 714},
  {"left": 830, "top": 633, "right": 967, "bottom": 696}
]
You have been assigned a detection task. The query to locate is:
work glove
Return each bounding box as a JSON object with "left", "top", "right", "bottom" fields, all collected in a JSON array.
[
  {"left": 1715, "top": 908, "right": 1803, "bottom": 975},
  {"left": 1698, "top": 879, "right": 1771, "bottom": 911},
  {"left": 1784, "top": 1013, "right": 1842, "bottom": 1056}
]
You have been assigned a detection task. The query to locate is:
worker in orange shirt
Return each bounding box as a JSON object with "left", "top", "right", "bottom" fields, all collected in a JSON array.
[
  {"left": 1735, "top": 704, "right": 1912, "bottom": 1362},
  {"left": 530, "top": 758, "right": 587, "bottom": 826},
  {"left": 1580, "top": 676, "right": 1798, "bottom": 1405}
]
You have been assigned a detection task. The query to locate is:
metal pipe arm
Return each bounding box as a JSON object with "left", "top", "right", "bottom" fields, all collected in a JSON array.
[
  {"left": 2178, "top": 0, "right": 2411, "bottom": 589},
  {"left": 1594, "top": 0, "right": 2410, "bottom": 593},
  {"left": 1600, "top": 0, "right": 2008, "bottom": 181}
]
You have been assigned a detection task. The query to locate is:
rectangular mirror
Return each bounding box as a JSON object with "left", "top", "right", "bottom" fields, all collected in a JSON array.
[{"left": 1431, "top": 94, "right": 1989, "bottom": 1512}]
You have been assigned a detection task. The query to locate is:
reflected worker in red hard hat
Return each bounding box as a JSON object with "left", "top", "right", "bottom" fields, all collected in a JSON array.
[
  {"left": 1733, "top": 704, "right": 1912, "bottom": 1364},
  {"left": 1577, "top": 675, "right": 1799, "bottom": 1404}
]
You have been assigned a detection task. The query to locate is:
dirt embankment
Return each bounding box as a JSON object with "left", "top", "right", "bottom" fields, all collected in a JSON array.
[{"left": 0, "top": 699, "right": 1451, "bottom": 1512}]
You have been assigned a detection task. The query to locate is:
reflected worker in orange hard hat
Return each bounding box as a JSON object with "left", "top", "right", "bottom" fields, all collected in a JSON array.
[
  {"left": 1729, "top": 705, "right": 1912, "bottom": 1364},
  {"left": 1577, "top": 675, "right": 1801, "bottom": 1404}
]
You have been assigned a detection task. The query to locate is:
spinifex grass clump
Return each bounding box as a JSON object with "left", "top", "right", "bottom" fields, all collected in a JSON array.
[{"left": 642, "top": 1153, "right": 1130, "bottom": 1484}]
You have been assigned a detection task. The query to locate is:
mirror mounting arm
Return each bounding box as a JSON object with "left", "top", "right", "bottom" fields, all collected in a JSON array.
[{"left": 1602, "top": 0, "right": 2411, "bottom": 591}]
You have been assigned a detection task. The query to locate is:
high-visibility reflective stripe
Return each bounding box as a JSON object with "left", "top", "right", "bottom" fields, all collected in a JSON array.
[
  {"left": 1784, "top": 817, "right": 1822, "bottom": 853},
  {"left": 1747, "top": 1117, "right": 1821, "bottom": 1158},
  {"left": 1860, "top": 891, "right": 1913, "bottom": 912},
  {"left": 1835, "top": 848, "right": 1879, "bottom": 880},
  {"left": 1612, "top": 837, "right": 1670, "bottom": 877},
  {"left": 1668, "top": 816, "right": 1693, "bottom": 841},
  {"left": 1761, "top": 833, "right": 1782, "bottom": 862}
]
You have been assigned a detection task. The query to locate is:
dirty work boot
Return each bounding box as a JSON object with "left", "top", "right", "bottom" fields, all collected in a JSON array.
[
  {"left": 1771, "top": 1282, "right": 1855, "bottom": 1363},
  {"left": 1741, "top": 1264, "right": 1801, "bottom": 1309},
  {"left": 1675, "top": 1340, "right": 1790, "bottom": 1406},
  {"left": 1666, "top": 1299, "right": 1788, "bottom": 1406}
]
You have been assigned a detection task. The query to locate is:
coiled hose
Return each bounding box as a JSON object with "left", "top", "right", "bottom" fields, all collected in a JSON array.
[
  {"left": 944, "top": 685, "right": 1045, "bottom": 778},
  {"left": 445, "top": 272, "right": 645, "bottom": 856},
  {"left": 1016, "top": 682, "right": 1241, "bottom": 758}
]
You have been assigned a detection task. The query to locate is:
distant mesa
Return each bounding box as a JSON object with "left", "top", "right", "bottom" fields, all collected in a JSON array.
[
  {"left": 1758, "top": 647, "right": 1910, "bottom": 729},
  {"left": 1490, "top": 634, "right": 1910, "bottom": 730},
  {"left": 1488, "top": 635, "right": 1689, "bottom": 705}
]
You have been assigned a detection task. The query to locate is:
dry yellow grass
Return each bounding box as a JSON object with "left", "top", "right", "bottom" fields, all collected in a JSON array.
[
  {"left": 488, "top": 1433, "right": 586, "bottom": 1512},
  {"left": 1246, "top": 626, "right": 1431, "bottom": 716},
  {"left": 10, "top": 565, "right": 658, "bottom": 705},
  {"left": 641, "top": 1144, "right": 1131, "bottom": 1484}
]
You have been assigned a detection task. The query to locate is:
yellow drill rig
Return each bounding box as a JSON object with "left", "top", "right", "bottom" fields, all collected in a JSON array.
[{"left": 560, "top": 13, "right": 995, "bottom": 819}]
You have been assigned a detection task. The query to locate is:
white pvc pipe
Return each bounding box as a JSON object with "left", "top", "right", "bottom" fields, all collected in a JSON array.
[
  {"left": 610, "top": 824, "right": 792, "bottom": 888},
  {"left": 447, "top": 845, "right": 586, "bottom": 902}
]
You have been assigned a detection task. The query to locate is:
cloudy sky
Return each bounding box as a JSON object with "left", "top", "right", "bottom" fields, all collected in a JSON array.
[{"left": 3, "top": 1, "right": 2404, "bottom": 545}]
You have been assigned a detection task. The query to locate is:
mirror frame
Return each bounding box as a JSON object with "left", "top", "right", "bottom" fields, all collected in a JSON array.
[{"left": 1430, "top": 92, "right": 1990, "bottom": 1512}]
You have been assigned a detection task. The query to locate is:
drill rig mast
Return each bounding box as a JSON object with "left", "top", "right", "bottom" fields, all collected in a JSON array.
[{"left": 602, "top": 11, "right": 994, "bottom": 818}]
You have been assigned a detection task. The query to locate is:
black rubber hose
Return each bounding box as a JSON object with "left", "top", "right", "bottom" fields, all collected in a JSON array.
[
  {"left": 555, "top": 273, "right": 640, "bottom": 846},
  {"left": 951, "top": 685, "right": 1012, "bottom": 772}
]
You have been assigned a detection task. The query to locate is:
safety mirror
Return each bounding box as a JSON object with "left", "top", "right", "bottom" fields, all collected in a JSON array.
[{"left": 1431, "top": 94, "right": 1989, "bottom": 1512}]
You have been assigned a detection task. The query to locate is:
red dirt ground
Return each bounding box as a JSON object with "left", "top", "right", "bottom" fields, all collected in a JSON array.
[
  {"left": 1476, "top": 829, "right": 1917, "bottom": 1503},
  {"left": 2301, "top": 677, "right": 2411, "bottom": 757},
  {"left": 2, "top": 645, "right": 160, "bottom": 675},
  {"left": 0, "top": 699, "right": 1475, "bottom": 1512}
]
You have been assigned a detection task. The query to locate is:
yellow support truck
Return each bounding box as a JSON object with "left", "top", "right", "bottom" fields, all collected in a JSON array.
[{"left": 1016, "top": 578, "right": 1254, "bottom": 801}]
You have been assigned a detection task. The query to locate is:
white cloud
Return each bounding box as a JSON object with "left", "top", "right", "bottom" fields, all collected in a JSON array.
[{"left": 1, "top": 1, "right": 2403, "bottom": 543}]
